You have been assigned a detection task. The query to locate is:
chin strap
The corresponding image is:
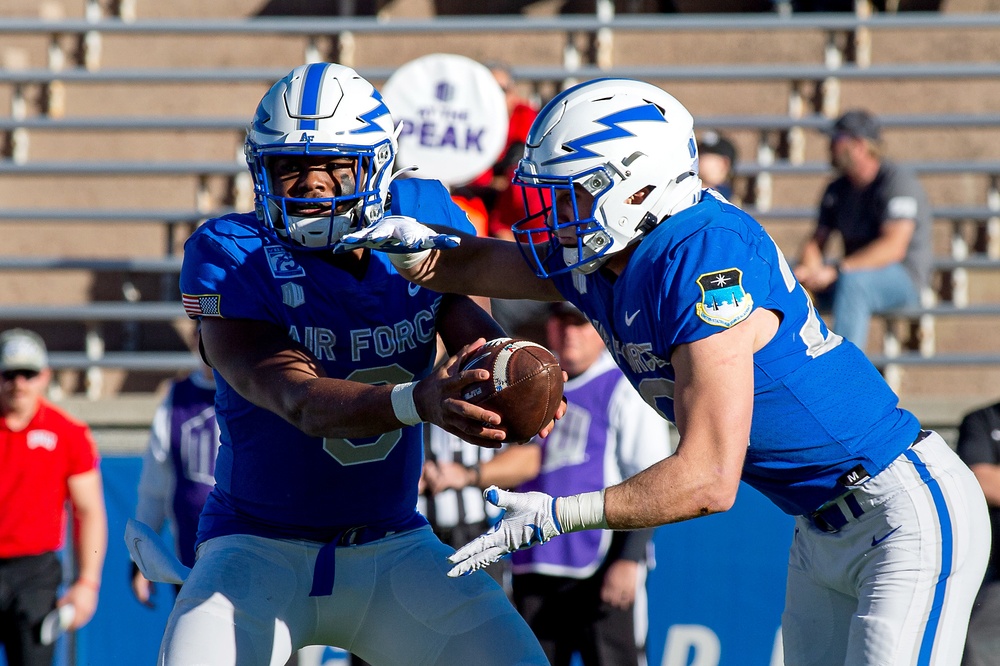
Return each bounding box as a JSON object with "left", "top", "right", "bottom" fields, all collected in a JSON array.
[
  {"left": 370, "top": 165, "right": 420, "bottom": 224},
  {"left": 284, "top": 211, "right": 356, "bottom": 249}
]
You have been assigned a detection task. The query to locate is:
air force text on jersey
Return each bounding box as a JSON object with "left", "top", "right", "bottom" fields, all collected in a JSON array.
[{"left": 286, "top": 309, "right": 437, "bottom": 364}]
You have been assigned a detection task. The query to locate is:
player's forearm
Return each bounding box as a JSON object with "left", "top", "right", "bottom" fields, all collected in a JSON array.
[
  {"left": 603, "top": 450, "right": 739, "bottom": 530},
  {"left": 135, "top": 450, "right": 173, "bottom": 531},
  {"left": 436, "top": 295, "right": 506, "bottom": 356},
  {"left": 612, "top": 315, "right": 755, "bottom": 529},
  {"left": 402, "top": 235, "right": 561, "bottom": 302},
  {"left": 289, "top": 380, "right": 415, "bottom": 438}
]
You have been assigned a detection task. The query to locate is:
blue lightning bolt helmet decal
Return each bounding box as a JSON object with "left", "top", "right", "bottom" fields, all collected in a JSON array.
[
  {"left": 250, "top": 109, "right": 282, "bottom": 137},
  {"left": 354, "top": 91, "right": 391, "bottom": 134},
  {"left": 542, "top": 103, "right": 667, "bottom": 166},
  {"left": 244, "top": 63, "right": 398, "bottom": 252}
]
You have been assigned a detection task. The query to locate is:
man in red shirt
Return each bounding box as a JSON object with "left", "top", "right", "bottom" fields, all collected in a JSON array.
[{"left": 0, "top": 329, "right": 107, "bottom": 666}]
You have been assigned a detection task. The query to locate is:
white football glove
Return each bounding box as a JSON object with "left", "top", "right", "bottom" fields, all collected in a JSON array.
[
  {"left": 333, "top": 214, "right": 460, "bottom": 254},
  {"left": 446, "top": 486, "right": 563, "bottom": 578}
]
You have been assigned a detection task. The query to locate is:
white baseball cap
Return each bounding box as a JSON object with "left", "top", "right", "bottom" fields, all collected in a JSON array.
[{"left": 0, "top": 329, "right": 49, "bottom": 373}]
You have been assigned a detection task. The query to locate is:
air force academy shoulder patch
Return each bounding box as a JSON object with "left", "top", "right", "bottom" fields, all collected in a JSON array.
[
  {"left": 695, "top": 268, "right": 753, "bottom": 328},
  {"left": 265, "top": 246, "right": 306, "bottom": 279}
]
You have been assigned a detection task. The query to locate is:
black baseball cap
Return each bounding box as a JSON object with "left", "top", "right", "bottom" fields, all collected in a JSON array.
[
  {"left": 698, "top": 131, "right": 737, "bottom": 163},
  {"left": 829, "top": 109, "right": 881, "bottom": 142}
]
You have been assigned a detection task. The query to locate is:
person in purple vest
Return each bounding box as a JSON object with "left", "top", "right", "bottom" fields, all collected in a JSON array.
[
  {"left": 428, "top": 301, "right": 673, "bottom": 665},
  {"left": 131, "top": 355, "right": 219, "bottom": 607}
]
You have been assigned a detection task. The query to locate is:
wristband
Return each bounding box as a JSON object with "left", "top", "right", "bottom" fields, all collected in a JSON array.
[
  {"left": 555, "top": 490, "right": 609, "bottom": 533},
  {"left": 77, "top": 577, "right": 101, "bottom": 591},
  {"left": 388, "top": 249, "right": 431, "bottom": 270},
  {"left": 390, "top": 382, "right": 421, "bottom": 426},
  {"left": 468, "top": 464, "right": 481, "bottom": 488}
]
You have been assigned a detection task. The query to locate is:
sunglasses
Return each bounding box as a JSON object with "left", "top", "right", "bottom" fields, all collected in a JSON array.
[{"left": 1, "top": 369, "right": 40, "bottom": 381}]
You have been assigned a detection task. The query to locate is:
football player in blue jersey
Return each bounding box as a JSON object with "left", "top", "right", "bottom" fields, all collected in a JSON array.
[
  {"left": 161, "top": 63, "right": 549, "bottom": 666},
  {"left": 340, "top": 78, "right": 991, "bottom": 665}
]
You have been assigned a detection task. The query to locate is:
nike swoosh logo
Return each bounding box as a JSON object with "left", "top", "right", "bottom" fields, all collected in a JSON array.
[
  {"left": 132, "top": 538, "right": 147, "bottom": 569},
  {"left": 625, "top": 310, "right": 641, "bottom": 326},
  {"left": 871, "top": 526, "right": 900, "bottom": 547},
  {"left": 408, "top": 283, "right": 420, "bottom": 296}
]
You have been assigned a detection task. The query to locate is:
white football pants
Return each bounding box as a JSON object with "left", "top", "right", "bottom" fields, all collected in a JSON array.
[
  {"left": 782, "top": 432, "right": 991, "bottom": 665},
  {"left": 159, "top": 526, "right": 547, "bottom": 666}
]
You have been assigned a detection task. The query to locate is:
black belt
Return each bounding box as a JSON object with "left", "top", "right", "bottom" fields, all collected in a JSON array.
[{"left": 809, "top": 430, "right": 931, "bottom": 534}]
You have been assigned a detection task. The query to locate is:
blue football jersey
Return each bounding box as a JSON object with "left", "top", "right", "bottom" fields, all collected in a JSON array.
[
  {"left": 550, "top": 191, "right": 919, "bottom": 515},
  {"left": 180, "top": 179, "right": 474, "bottom": 543}
]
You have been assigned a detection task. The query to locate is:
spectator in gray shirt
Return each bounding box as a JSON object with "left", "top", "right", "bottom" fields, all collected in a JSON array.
[{"left": 794, "top": 109, "right": 932, "bottom": 350}]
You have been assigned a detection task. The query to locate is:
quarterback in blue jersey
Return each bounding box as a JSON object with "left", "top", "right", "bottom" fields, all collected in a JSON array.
[
  {"left": 162, "top": 63, "right": 548, "bottom": 666},
  {"left": 342, "top": 78, "right": 991, "bottom": 665}
]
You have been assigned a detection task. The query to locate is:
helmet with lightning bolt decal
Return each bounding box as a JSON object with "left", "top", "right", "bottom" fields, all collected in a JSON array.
[
  {"left": 245, "top": 63, "right": 397, "bottom": 251},
  {"left": 512, "top": 78, "right": 701, "bottom": 277}
]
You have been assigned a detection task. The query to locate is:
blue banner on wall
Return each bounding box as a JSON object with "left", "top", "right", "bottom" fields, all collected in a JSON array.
[
  {"left": 82, "top": 456, "right": 175, "bottom": 664},
  {"left": 646, "top": 482, "right": 794, "bottom": 666}
]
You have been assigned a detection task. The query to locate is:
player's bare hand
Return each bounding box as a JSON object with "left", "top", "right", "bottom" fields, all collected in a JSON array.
[{"left": 413, "top": 339, "right": 506, "bottom": 447}]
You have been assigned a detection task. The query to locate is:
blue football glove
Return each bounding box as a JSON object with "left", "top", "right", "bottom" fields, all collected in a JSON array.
[
  {"left": 334, "top": 215, "right": 460, "bottom": 254},
  {"left": 446, "top": 486, "right": 563, "bottom": 577}
]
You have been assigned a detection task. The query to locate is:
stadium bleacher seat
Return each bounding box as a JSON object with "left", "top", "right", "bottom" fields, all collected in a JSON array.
[{"left": 0, "top": 3, "right": 998, "bottom": 437}]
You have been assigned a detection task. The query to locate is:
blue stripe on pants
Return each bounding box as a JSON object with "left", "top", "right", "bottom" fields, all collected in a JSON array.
[{"left": 904, "top": 447, "right": 953, "bottom": 665}]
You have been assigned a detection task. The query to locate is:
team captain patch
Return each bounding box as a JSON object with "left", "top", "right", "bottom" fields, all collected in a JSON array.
[{"left": 695, "top": 268, "right": 754, "bottom": 328}]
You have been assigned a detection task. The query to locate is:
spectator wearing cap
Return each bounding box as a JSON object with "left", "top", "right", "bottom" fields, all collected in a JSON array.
[
  {"left": 698, "top": 130, "right": 738, "bottom": 202},
  {"left": 0, "top": 329, "right": 107, "bottom": 666},
  {"left": 793, "top": 109, "right": 932, "bottom": 351}
]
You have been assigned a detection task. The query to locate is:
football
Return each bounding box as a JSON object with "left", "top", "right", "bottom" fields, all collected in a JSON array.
[{"left": 461, "top": 338, "right": 564, "bottom": 443}]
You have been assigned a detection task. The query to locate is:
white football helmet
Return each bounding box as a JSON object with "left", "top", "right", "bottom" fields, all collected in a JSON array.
[
  {"left": 245, "top": 63, "right": 397, "bottom": 250},
  {"left": 512, "top": 78, "right": 702, "bottom": 277}
]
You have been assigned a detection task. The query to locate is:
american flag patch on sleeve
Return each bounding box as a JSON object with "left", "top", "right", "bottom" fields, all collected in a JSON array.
[{"left": 181, "top": 293, "right": 221, "bottom": 318}]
